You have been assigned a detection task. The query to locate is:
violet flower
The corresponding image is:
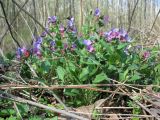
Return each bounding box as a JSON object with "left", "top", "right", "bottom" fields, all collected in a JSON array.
[
  {"left": 94, "top": 8, "right": 100, "bottom": 17},
  {"left": 71, "top": 43, "right": 76, "bottom": 51},
  {"left": 41, "top": 31, "right": 47, "bottom": 37},
  {"left": 83, "top": 40, "right": 92, "bottom": 46},
  {"left": 16, "top": 47, "right": 30, "bottom": 59},
  {"left": 48, "top": 16, "right": 57, "bottom": 24},
  {"left": 33, "top": 37, "right": 43, "bottom": 57},
  {"left": 67, "top": 17, "right": 74, "bottom": 29},
  {"left": 72, "top": 27, "right": 77, "bottom": 34},
  {"left": 59, "top": 24, "right": 65, "bottom": 33},
  {"left": 105, "top": 28, "right": 131, "bottom": 42},
  {"left": 87, "top": 45, "right": 94, "bottom": 52},
  {"left": 50, "top": 40, "right": 56, "bottom": 51},
  {"left": 64, "top": 43, "right": 68, "bottom": 49},
  {"left": 41, "top": 28, "right": 49, "bottom": 37},
  {"left": 16, "top": 47, "right": 22, "bottom": 59},
  {"left": 83, "top": 40, "right": 94, "bottom": 52},
  {"left": 50, "top": 41, "right": 56, "bottom": 47},
  {"left": 143, "top": 51, "right": 150, "bottom": 60}
]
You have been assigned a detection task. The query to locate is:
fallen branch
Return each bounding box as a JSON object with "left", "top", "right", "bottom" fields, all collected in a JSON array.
[
  {"left": 0, "top": 84, "right": 130, "bottom": 96},
  {"left": 130, "top": 96, "right": 160, "bottom": 119},
  {"left": 0, "top": 92, "right": 88, "bottom": 120}
]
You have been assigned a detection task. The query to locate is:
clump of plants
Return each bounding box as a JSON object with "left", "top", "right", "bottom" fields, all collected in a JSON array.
[{"left": 15, "top": 8, "right": 160, "bottom": 107}]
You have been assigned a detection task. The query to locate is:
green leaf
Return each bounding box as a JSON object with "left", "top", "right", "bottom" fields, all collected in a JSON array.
[
  {"left": 119, "top": 69, "right": 129, "bottom": 81},
  {"left": 64, "top": 89, "right": 78, "bottom": 96},
  {"left": 29, "top": 116, "right": 42, "bottom": 120},
  {"left": 6, "top": 116, "right": 17, "bottom": 120},
  {"left": 117, "top": 43, "right": 128, "bottom": 49},
  {"left": 56, "top": 66, "right": 66, "bottom": 81},
  {"left": 17, "top": 103, "right": 29, "bottom": 115},
  {"left": 41, "top": 61, "right": 51, "bottom": 73},
  {"left": 68, "top": 62, "right": 76, "bottom": 72},
  {"left": 130, "top": 74, "right": 141, "bottom": 81},
  {"left": 79, "top": 67, "right": 89, "bottom": 81},
  {"left": 93, "top": 73, "right": 108, "bottom": 83},
  {"left": 0, "top": 109, "right": 15, "bottom": 116}
]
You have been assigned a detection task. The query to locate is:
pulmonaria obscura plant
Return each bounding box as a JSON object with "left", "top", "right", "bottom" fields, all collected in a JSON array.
[{"left": 16, "top": 8, "right": 159, "bottom": 106}]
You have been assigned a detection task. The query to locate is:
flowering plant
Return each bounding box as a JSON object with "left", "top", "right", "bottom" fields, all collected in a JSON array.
[{"left": 16, "top": 9, "right": 159, "bottom": 106}]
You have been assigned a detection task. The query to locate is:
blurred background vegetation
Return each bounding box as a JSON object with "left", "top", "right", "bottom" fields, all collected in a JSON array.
[{"left": 1, "top": 0, "right": 160, "bottom": 54}]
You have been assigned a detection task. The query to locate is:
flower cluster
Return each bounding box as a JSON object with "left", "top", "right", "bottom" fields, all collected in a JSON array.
[
  {"left": 33, "top": 37, "right": 42, "bottom": 57},
  {"left": 16, "top": 8, "right": 135, "bottom": 60},
  {"left": 67, "top": 17, "right": 77, "bottom": 33},
  {"left": 16, "top": 47, "right": 30, "bottom": 59},
  {"left": 104, "top": 28, "right": 131, "bottom": 42},
  {"left": 48, "top": 16, "right": 57, "bottom": 24}
]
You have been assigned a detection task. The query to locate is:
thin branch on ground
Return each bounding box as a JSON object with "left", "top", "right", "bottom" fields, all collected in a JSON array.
[
  {"left": 0, "top": 92, "right": 88, "bottom": 120},
  {"left": 0, "top": 84, "right": 130, "bottom": 96}
]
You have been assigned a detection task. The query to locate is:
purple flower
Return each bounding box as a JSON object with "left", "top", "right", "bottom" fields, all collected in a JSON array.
[
  {"left": 41, "top": 31, "right": 47, "bottom": 37},
  {"left": 36, "top": 37, "right": 43, "bottom": 44},
  {"left": 71, "top": 43, "right": 76, "bottom": 51},
  {"left": 72, "top": 27, "right": 77, "bottom": 34},
  {"left": 104, "top": 28, "right": 131, "bottom": 42},
  {"left": 87, "top": 45, "right": 94, "bottom": 52},
  {"left": 143, "top": 51, "right": 150, "bottom": 60},
  {"left": 41, "top": 28, "right": 49, "bottom": 37},
  {"left": 67, "top": 17, "right": 74, "bottom": 28},
  {"left": 16, "top": 47, "right": 22, "bottom": 59},
  {"left": 83, "top": 40, "right": 92, "bottom": 46},
  {"left": 70, "top": 17, "right": 74, "bottom": 22},
  {"left": 50, "top": 41, "right": 56, "bottom": 51},
  {"left": 50, "top": 41, "right": 56, "bottom": 47},
  {"left": 59, "top": 24, "right": 65, "bottom": 33},
  {"left": 64, "top": 43, "right": 68, "bottom": 49},
  {"left": 16, "top": 47, "right": 30, "bottom": 59},
  {"left": 33, "top": 37, "right": 43, "bottom": 56},
  {"left": 94, "top": 8, "right": 100, "bottom": 16},
  {"left": 48, "top": 16, "right": 57, "bottom": 24},
  {"left": 21, "top": 47, "right": 27, "bottom": 53}
]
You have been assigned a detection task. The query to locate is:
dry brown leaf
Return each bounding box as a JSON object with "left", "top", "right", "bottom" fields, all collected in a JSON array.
[{"left": 108, "top": 113, "right": 119, "bottom": 120}]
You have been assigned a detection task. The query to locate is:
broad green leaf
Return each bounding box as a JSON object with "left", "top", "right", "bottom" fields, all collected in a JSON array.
[
  {"left": 130, "top": 74, "right": 141, "bottom": 81},
  {"left": 117, "top": 43, "right": 128, "bottom": 49},
  {"left": 29, "top": 116, "right": 42, "bottom": 120},
  {"left": 89, "top": 66, "right": 98, "bottom": 76},
  {"left": 17, "top": 103, "right": 29, "bottom": 115},
  {"left": 99, "top": 40, "right": 114, "bottom": 53},
  {"left": 119, "top": 69, "right": 128, "bottom": 81},
  {"left": 68, "top": 62, "right": 76, "bottom": 72},
  {"left": 56, "top": 66, "right": 66, "bottom": 81},
  {"left": 79, "top": 67, "right": 89, "bottom": 81},
  {"left": 6, "top": 116, "right": 17, "bottom": 120},
  {"left": 93, "top": 73, "right": 108, "bottom": 83},
  {"left": 64, "top": 89, "right": 77, "bottom": 96},
  {"left": 128, "top": 64, "right": 138, "bottom": 70}
]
